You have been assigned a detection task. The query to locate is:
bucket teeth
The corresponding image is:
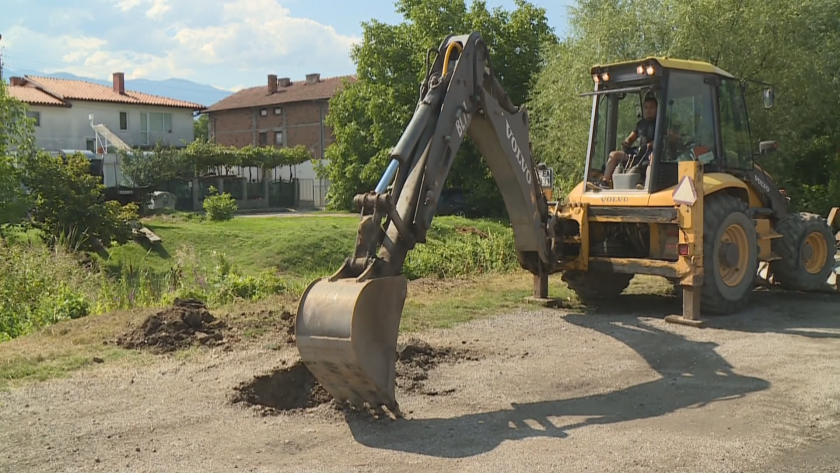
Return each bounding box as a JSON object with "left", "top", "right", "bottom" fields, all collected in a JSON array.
[{"left": 295, "top": 275, "right": 408, "bottom": 411}]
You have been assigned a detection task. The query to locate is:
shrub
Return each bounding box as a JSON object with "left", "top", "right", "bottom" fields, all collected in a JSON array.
[
  {"left": 203, "top": 186, "right": 238, "bottom": 221},
  {"left": 404, "top": 226, "right": 517, "bottom": 279},
  {"left": 0, "top": 242, "right": 98, "bottom": 340},
  {"left": 18, "top": 151, "right": 137, "bottom": 249},
  {"left": 207, "top": 251, "right": 287, "bottom": 304}
]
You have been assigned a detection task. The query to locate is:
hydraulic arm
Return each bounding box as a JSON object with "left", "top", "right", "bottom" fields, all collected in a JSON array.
[{"left": 295, "top": 32, "right": 559, "bottom": 414}]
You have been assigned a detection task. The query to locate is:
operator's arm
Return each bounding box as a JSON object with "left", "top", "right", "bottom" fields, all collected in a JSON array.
[{"left": 622, "top": 130, "right": 638, "bottom": 149}]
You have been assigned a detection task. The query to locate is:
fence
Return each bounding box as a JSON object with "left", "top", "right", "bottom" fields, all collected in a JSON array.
[{"left": 154, "top": 175, "right": 297, "bottom": 211}]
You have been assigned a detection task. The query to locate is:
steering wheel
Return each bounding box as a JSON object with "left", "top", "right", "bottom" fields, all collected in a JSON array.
[{"left": 673, "top": 138, "right": 699, "bottom": 161}]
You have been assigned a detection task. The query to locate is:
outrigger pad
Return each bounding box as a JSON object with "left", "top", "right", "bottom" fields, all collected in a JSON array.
[{"left": 295, "top": 275, "right": 408, "bottom": 410}]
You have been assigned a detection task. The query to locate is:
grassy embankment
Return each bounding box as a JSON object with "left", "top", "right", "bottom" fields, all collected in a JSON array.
[{"left": 0, "top": 213, "right": 579, "bottom": 390}]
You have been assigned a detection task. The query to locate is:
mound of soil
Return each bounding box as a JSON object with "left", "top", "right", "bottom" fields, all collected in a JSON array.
[
  {"left": 116, "top": 299, "right": 228, "bottom": 353},
  {"left": 230, "top": 339, "right": 478, "bottom": 415},
  {"left": 231, "top": 361, "right": 332, "bottom": 415}
]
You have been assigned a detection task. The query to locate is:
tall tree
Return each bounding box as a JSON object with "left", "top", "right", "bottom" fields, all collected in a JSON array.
[
  {"left": 528, "top": 0, "right": 840, "bottom": 214},
  {"left": 194, "top": 114, "right": 209, "bottom": 142},
  {"left": 319, "top": 0, "right": 558, "bottom": 213},
  {"left": 0, "top": 81, "right": 35, "bottom": 230}
]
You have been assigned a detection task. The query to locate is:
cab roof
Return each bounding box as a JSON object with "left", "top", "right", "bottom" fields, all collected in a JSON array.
[{"left": 591, "top": 56, "right": 736, "bottom": 79}]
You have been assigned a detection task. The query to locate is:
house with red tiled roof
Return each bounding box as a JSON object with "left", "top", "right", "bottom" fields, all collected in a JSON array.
[
  {"left": 205, "top": 72, "right": 355, "bottom": 208},
  {"left": 7, "top": 72, "right": 205, "bottom": 153}
]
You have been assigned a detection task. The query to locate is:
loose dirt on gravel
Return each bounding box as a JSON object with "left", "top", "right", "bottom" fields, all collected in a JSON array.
[
  {"left": 395, "top": 338, "right": 477, "bottom": 395},
  {"left": 229, "top": 338, "right": 480, "bottom": 415},
  {"left": 230, "top": 308, "right": 296, "bottom": 344},
  {"left": 230, "top": 360, "right": 332, "bottom": 415},
  {"left": 116, "top": 299, "right": 228, "bottom": 353}
]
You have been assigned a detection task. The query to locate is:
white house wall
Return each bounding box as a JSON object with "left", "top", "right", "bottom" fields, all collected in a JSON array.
[{"left": 27, "top": 101, "right": 196, "bottom": 152}]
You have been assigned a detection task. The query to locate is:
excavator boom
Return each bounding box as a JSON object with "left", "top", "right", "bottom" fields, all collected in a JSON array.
[{"left": 295, "top": 32, "right": 558, "bottom": 413}]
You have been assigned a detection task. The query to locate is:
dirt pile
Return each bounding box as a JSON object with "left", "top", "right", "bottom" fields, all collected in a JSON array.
[
  {"left": 230, "top": 339, "right": 478, "bottom": 415},
  {"left": 230, "top": 361, "right": 332, "bottom": 415},
  {"left": 116, "top": 299, "right": 228, "bottom": 353},
  {"left": 395, "top": 338, "right": 474, "bottom": 395}
]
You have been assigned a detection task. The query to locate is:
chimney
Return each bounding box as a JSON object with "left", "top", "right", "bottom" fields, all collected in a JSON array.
[
  {"left": 278, "top": 77, "right": 291, "bottom": 87},
  {"left": 9, "top": 76, "right": 24, "bottom": 86},
  {"left": 267, "top": 74, "right": 277, "bottom": 94},
  {"left": 112, "top": 72, "right": 125, "bottom": 94},
  {"left": 305, "top": 73, "right": 320, "bottom": 85}
]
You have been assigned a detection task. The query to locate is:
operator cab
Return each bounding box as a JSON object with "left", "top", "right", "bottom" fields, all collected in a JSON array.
[{"left": 582, "top": 57, "right": 760, "bottom": 195}]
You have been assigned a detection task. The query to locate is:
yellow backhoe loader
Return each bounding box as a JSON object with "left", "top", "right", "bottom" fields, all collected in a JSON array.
[{"left": 294, "top": 32, "right": 839, "bottom": 414}]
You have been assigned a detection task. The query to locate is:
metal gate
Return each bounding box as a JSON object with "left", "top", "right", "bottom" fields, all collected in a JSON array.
[{"left": 298, "top": 178, "right": 315, "bottom": 206}]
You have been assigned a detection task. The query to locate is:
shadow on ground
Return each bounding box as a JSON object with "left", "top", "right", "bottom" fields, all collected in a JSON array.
[
  {"left": 580, "top": 289, "right": 840, "bottom": 340},
  {"left": 345, "top": 302, "right": 771, "bottom": 458},
  {"left": 136, "top": 238, "right": 171, "bottom": 259}
]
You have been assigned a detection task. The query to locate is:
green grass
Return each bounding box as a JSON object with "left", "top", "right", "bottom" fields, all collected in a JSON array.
[
  {"left": 401, "top": 272, "right": 575, "bottom": 332},
  {"left": 0, "top": 271, "right": 572, "bottom": 390},
  {"left": 0, "top": 306, "right": 157, "bottom": 391},
  {"left": 102, "top": 215, "right": 359, "bottom": 277},
  {"left": 0, "top": 212, "right": 531, "bottom": 385},
  {"left": 103, "top": 213, "right": 517, "bottom": 279}
]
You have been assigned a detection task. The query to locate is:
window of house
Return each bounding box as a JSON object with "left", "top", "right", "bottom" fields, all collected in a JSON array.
[
  {"left": 259, "top": 132, "right": 268, "bottom": 146},
  {"left": 260, "top": 108, "right": 267, "bottom": 116},
  {"left": 120, "top": 112, "right": 128, "bottom": 130},
  {"left": 86, "top": 139, "right": 96, "bottom": 152},
  {"left": 26, "top": 111, "right": 40, "bottom": 127},
  {"left": 139, "top": 112, "right": 173, "bottom": 144},
  {"left": 274, "top": 108, "right": 282, "bottom": 115},
  {"left": 274, "top": 131, "right": 283, "bottom": 145}
]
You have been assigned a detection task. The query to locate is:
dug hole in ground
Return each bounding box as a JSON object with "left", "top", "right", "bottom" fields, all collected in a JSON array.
[{"left": 1, "top": 277, "right": 840, "bottom": 473}]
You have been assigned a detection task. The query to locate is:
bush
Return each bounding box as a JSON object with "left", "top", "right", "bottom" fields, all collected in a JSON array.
[
  {"left": 18, "top": 151, "right": 137, "bottom": 249},
  {"left": 404, "top": 225, "right": 517, "bottom": 279},
  {"left": 203, "top": 186, "right": 238, "bottom": 221},
  {"left": 0, "top": 242, "right": 98, "bottom": 340},
  {"left": 206, "top": 251, "right": 287, "bottom": 305}
]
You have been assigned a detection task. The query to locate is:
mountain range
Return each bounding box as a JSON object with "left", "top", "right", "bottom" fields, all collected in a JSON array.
[{"left": 3, "top": 67, "right": 234, "bottom": 108}]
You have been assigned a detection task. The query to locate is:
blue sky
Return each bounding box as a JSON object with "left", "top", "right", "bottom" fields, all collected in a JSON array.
[{"left": 0, "top": 0, "right": 572, "bottom": 92}]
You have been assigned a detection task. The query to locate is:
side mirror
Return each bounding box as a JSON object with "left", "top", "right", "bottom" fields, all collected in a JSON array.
[
  {"left": 763, "top": 88, "right": 775, "bottom": 108},
  {"left": 759, "top": 140, "right": 779, "bottom": 155}
]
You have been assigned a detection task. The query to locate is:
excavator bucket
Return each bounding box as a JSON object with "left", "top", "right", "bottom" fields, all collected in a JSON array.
[{"left": 295, "top": 274, "right": 408, "bottom": 411}]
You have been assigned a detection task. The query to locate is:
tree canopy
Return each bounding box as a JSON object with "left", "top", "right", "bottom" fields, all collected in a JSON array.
[
  {"left": 318, "top": 0, "right": 558, "bottom": 213},
  {"left": 319, "top": 0, "right": 839, "bottom": 217},
  {"left": 118, "top": 140, "right": 312, "bottom": 189}
]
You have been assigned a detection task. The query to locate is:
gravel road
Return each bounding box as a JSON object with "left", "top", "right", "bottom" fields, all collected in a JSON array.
[{"left": 1, "top": 289, "right": 839, "bottom": 473}]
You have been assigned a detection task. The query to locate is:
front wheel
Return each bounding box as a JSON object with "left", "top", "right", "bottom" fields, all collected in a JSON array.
[
  {"left": 700, "top": 193, "right": 759, "bottom": 315},
  {"left": 769, "top": 212, "right": 836, "bottom": 291}
]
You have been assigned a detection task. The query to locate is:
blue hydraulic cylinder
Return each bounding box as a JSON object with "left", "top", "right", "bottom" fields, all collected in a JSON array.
[{"left": 375, "top": 159, "right": 400, "bottom": 194}]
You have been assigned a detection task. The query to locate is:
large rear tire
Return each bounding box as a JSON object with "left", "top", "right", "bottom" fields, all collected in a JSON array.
[
  {"left": 561, "top": 270, "right": 633, "bottom": 303},
  {"left": 769, "top": 212, "right": 835, "bottom": 291},
  {"left": 700, "top": 193, "right": 759, "bottom": 315}
]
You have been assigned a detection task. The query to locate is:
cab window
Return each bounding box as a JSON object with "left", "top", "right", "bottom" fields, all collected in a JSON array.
[
  {"left": 718, "top": 78, "right": 753, "bottom": 170},
  {"left": 661, "top": 71, "right": 716, "bottom": 164}
]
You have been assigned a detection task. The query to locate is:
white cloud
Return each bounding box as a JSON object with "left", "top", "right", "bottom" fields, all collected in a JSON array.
[
  {"left": 145, "top": 0, "right": 171, "bottom": 19},
  {"left": 3, "top": 1, "right": 360, "bottom": 88},
  {"left": 114, "top": 0, "right": 145, "bottom": 11},
  {"left": 170, "top": 0, "right": 359, "bottom": 69}
]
